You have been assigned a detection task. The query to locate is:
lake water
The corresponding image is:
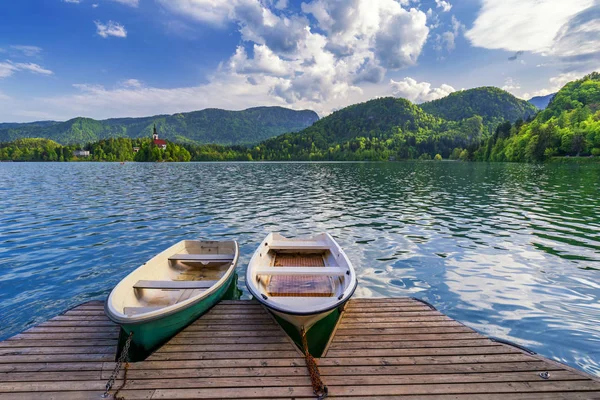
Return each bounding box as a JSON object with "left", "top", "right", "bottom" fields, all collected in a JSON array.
[{"left": 1, "top": 161, "right": 599, "bottom": 376}]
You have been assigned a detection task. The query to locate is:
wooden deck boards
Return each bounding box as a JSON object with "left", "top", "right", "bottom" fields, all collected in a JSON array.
[{"left": 1, "top": 298, "right": 599, "bottom": 399}]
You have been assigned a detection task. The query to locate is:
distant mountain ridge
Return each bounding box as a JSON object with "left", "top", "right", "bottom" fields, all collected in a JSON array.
[
  {"left": 0, "top": 107, "right": 319, "bottom": 145},
  {"left": 246, "top": 87, "right": 538, "bottom": 160},
  {"left": 528, "top": 93, "right": 556, "bottom": 110},
  {"left": 421, "top": 87, "right": 538, "bottom": 129}
]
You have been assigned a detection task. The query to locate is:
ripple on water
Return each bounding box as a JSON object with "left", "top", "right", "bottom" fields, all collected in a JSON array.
[{"left": 0, "top": 161, "right": 599, "bottom": 376}]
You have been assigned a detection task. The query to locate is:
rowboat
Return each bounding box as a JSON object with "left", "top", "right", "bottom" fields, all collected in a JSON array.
[
  {"left": 246, "top": 233, "right": 357, "bottom": 333},
  {"left": 105, "top": 240, "right": 239, "bottom": 351}
]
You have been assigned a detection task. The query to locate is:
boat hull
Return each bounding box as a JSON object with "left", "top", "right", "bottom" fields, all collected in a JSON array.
[
  {"left": 268, "top": 298, "right": 349, "bottom": 333},
  {"left": 120, "top": 272, "right": 234, "bottom": 352}
]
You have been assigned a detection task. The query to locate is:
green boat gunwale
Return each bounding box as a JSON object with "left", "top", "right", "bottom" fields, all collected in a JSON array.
[{"left": 105, "top": 241, "right": 239, "bottom": 326}]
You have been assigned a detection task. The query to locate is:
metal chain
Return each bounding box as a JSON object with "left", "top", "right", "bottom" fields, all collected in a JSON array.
[
  {"left": 301, "top": 328, "right": 328, "bottom": 400},
  {"left": 102, "top": 332, "right": 133, "bottom": 399}
]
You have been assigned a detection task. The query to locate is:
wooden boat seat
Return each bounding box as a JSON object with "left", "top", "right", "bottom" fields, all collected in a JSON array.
[
  {"left": 168, "top": 254, "right": 234, "bottom": 262},
  {"left": 256, "top": 267, "right": 346, "bottom": 276},
  {"left": 269, "top": 241, "right": 330, "bottom": 250},
  {"left": 133, "top": 280, "right": 217, "bottom": 289},
  {"left": 123, "top": 306, "right": 163, "bottom": 315}
]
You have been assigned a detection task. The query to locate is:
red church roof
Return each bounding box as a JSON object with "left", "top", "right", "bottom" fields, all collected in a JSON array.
[{"left": 153, "top": 139, "right": 167, "bottom": 146}]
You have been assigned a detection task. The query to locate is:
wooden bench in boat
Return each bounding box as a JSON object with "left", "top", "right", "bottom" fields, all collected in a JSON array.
[
  {"left": 269, "top": 241, "right": 330, "bottom": 250},
  {"left": 256, "top": 266, "right": 346, "bottom": 276},
  {"left": 123, "top": 306, "right": 163, "bottom": 315},
  {"left": 168, "top": 254, "right": 234, "bottom": 262},
  {"left": 133, "top": 280, "right": 218, "bottom": 289}
]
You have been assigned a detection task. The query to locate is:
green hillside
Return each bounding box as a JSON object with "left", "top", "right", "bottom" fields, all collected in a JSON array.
[
  {"left": 478, "top": 72, "right": 600, "bottom": 162},
  {"left": 246, "top": 97, "right": 487, "bottom": 160},
  {"left": 0, "top": 107, "right": 319, "bottom": 145},
  {"left": 421, "top": 87, "right": 538, "bottom": 131}
]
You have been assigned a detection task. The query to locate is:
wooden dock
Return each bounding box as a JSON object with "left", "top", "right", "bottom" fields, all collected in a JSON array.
[{"left": 1, "top": 298, "right": 599, "bottom": 399}]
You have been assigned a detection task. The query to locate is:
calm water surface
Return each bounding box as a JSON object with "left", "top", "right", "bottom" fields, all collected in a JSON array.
[{"left": 1, "top": 161, "right": 599, "bottom": 375}]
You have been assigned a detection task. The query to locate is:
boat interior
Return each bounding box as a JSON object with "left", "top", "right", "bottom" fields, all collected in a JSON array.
[
  {"left": 256, "top": 248, "right": 348, "bottom": 299},
  {"left": 116, "top": 240, "right": 236, "bottom": 316}
]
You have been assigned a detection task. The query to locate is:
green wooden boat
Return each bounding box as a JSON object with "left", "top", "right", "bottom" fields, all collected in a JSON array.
[{"left": 105, "top": 240, "right": 239, "bottom": 352}]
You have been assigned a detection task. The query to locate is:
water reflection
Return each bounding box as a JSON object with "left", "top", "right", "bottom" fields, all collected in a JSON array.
[{"left": 0, "top": 161, "right": 598, "bottom": 375}]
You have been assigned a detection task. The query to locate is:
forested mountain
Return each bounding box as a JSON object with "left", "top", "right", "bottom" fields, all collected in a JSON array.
[
  {"left": 421, "top": 87, "right": 538, "bottom": 131},
  {"left": 528, "top": 93, "right": 556, "bottom": 110},
  {"left": 6, "top": 77, "right": 598, "bottom": 163},
  {"left": 477, "top": 72, "right": 600, "bottom": 162},
  {"left": 244, "top": 97, "right": 491, "bottom": 160},
  {"left": 0, "top": 107, "right": 319, "bottom": 146}
]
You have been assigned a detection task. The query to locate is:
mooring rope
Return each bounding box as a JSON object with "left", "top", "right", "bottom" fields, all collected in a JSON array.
[
  {"left": 300, "top": 327, "right": 328, "bottom": 399},
  {"left": 102, "top": 332, "right": 133, "bottom": 399}
]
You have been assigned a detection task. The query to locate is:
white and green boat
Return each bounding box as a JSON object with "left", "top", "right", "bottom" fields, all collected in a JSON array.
[{"left": 105, "top": 240, "right": 239, "bottom": 351}]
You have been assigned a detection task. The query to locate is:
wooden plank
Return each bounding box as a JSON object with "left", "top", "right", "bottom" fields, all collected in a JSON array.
[
  {"left": 268, "top": 241, "right": 330, "bottom": 250},
  {"left": 125, "top": 358, "right": 307, "bottom": 370},
  {"left": 147, "top": 351, "right": 301, "bottom": 361},
  {"left": 147, "top": 386, "right": 315, "bottom": 399},
  {"left": 0, "top": 362, "right": 107, "bottom": 373},
  {"left": 133, "top": 280, "right": 217, "bottom": 290},
  {"left": 325, "top": 347, "right": 520, "bottom": 358},
  {"left": 108, "top": 366, "right": 308, "bottom": 380},
  {"left": 7, "top": 332, "right": 118, "bottom": 340},
  {"left": 319, "top": 354, "right": 537, "bottom": 366},
  {"left": 175, "top": 330, "right": 287, "bottom": 338},
  {"left": 337, "top": 321, "right": 468, "bottom": 329},
  {"left": 156, "top": 343, "right": 295, "bottom": 353},
  {"left": 0, "top": 346, "right": 116, "bottom": 356},
  {"left": 334, "top": 326, "right": 475, "bottom": 335},
  {"left": 0, "top": 390, "right": 155, "bottom": 400},
  {"left": 255, "top": 266, "right": 346, "bottom": 276},
  {"left": 0, "top": 339, "right": 118, "bottom": 348},
  {"left": 311, "top": 381, "right": 600, "bottom": 396},
  {"left": 0, "top": 354, "right": 115, "bottom": 363},
  {"left": 24, "top": 326, "right": 118, "bottom": 333},
  {"left": 166, "top": 336, "right": 289, "bottom": 345},
  {"left": 328, "top": 339, "right": 500, "bottom": 350},
  {"left": 0, "top": 370, "right": 105, "bottom": 382},
  {"left": 168, "top": 253, "right": 234, "bottom": 262},
  {"left": 340, "top": 316, "right": 453, "bottom": 323},
  {"left": 333, "top": 333, "right": 483, "bottom": 342},
  {"left": 318, "top": 361, "right": 563, "bottom": 376}
]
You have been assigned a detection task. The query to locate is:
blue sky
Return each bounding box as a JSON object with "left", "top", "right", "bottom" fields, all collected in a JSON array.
[{"left": 0, "top": 0, "right": 598, "bottom": 122}]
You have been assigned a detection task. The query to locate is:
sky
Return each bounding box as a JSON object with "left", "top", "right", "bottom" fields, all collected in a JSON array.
[{"left": 0, "top": 0, "right": 598, "bottom": 122}]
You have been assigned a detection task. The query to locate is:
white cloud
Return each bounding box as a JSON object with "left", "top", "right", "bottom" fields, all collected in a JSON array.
[
  {"left": 10, "top": 45, "right": 42, "bottom": 57},
  {"left": 501, "top": 77, "right": 521, "bottom": 94},
  {"left": 120, "top": 78, "right": 143, "bottom": 88},
  {"left": 524, "top": 71, "right": 590, "bottom": 99},
  {"left": 229, "top": 45, "right": 289, "bottom": 76},
  {"left": 466, "top": 0, "right": 594, "bottom": 54},
  {"left": 0, "top": 91, "right": 10, "bottom": 101},
  {"left": 390, "top": 77, "right": 455, "bottom": 103},
  {"left": 110, "top": 0, "right": 139, "bottom": 6},
  {"left": 63, "top": 0, "right": 81, "bottom": 3},
  {"left": 92, "top": 3, "right": 99, "bottom": 8},
  {"left": 0, "top": 62, "right": 18, "bottom": 78},
  {"left": 0, "top": 61, "right": 53, "bottom": 78},
  {"left": 435, "top": 0, "right": 452, "bottom": 12},
  {"left": 6, "top": 0, "right": 436, "bottom": 121},
  {"left": 95, "top": 21, "right": 127, "bottom": 38},
  {"left": 274, "top": 0, "right": 287, "bottom": 10},
  {"left": 156, "top": 0, "right": 235, "bottom": 26},
  {"left": 14, "top": 62, "right": 53, "bottom": 75}
]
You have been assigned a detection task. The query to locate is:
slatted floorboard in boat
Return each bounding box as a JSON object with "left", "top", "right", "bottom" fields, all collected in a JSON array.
[{"left": 1, "top": 298, "right": 600, "bottom": 399}]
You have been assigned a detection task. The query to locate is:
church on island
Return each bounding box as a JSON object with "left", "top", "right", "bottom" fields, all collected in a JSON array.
[{"left": 152, "top": 124, "right": 167, "bottom": 150}]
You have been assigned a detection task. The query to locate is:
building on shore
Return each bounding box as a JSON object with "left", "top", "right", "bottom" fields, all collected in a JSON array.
[
  {"left": 73, "top": 150, "right": 90, "bottom": 157},
  {"left": 152, "top": 125, "right": 167, "bottom": 150}
]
